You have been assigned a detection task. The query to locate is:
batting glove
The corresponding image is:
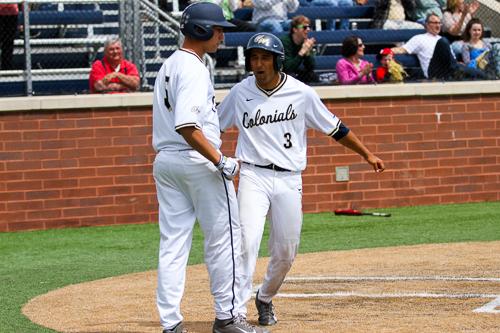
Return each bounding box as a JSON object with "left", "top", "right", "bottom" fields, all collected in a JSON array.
[{"left": 215, "top": 154, "right": 239, "bottom": 180}]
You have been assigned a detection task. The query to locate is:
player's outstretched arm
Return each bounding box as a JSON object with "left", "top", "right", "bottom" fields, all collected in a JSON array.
[{"left": 337, "top": 131, "right": 385, "bottom": 173}]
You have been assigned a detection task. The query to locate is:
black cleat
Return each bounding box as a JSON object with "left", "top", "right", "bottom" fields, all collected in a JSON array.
[{"left": 255, "top": 290, "right": 277, "bottom": 326}]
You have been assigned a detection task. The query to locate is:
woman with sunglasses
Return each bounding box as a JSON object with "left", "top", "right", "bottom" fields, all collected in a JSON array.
[
  {"left": 336, "top": 36, "right": 375, "bottom": 84},
  {"left": 280, "top": 15, "right": 318, "bottom": 83}
]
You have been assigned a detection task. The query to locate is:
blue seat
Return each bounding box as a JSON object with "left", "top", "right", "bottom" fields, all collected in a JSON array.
[
  {"left": 18, "top": 10, "right": 104, "bottom": 25},
  {"left": 224, "top": 29, "right": 424, "bottom": 47},
  {"left": 0, "top": 79, "right": 89, "bottom": 97},
  {"left": 289, "top": 6, "right": 375, "bottom": 19},
  {"left": 315, "top": 54, "right": 420, "bottom": 70}
]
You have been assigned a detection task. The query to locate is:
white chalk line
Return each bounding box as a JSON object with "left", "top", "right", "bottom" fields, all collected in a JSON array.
[{"left": 254, "top": 275, "right": 500, "bottom": 314}]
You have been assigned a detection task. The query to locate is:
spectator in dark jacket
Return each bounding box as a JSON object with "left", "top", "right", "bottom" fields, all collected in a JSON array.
[
  {"left": 371, "top": 0, "right": 423, "bottom": 29},
  {"left": 280, "top": 15, "right": 318, "bottom": 83},
  {"left": 0, "top": 3, "right": 19, "bottom": 70}
]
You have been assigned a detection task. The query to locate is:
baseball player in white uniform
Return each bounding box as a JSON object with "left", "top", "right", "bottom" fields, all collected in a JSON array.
[
  {"left": 152, "top": 3, "right": 267, "bottom": 333},
  {"left": 218, "top": 33, "right": 385, "bottom": 326}
]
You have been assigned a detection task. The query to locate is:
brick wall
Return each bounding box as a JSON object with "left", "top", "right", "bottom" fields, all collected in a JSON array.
[{"left": 1, "top": 94, "right": 499, "bottom": 232}]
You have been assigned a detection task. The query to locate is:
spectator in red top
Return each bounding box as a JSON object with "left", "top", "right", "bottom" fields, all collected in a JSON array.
[
  {"left": 0, "top": 3, "right": 19, "bottom": 70},
  {"left": 89, "top": 37, "right": 140, "bottom": 93}
]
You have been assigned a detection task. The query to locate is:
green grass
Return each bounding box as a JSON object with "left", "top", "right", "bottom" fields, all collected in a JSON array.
[{"left": 1, "top": 202, "right": 499, "bottom": 333}]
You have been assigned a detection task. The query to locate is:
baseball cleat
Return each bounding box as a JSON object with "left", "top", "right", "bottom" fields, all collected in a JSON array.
[
  {"left": 213, "top": 315, "right": 269, "bottom": 333},
  {"left": 163, "top": 321, "right": 187, "bottom": 333},
  {"left": 255, "top": 290, "right": 277, "bottom": 326}
]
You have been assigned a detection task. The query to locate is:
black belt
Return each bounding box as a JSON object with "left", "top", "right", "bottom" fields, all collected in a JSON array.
[{"left": 244, "top": 162, "right": 291, "bottom": 172}]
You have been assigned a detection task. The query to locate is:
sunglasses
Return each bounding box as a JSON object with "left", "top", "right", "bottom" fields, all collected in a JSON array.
[
  {"left": 296, "top": 24, "right": 311, "bottom": 30},
  {"left": 358, "top": 43, "right": 364, "bottom": 47}
]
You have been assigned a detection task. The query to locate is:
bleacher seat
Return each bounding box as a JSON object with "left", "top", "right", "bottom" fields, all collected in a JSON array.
[
  {"left": 315, "top": 54, "right": 421, "bottom": 71},
  {"left": 224, "top": 29, "right": 425, "bottom": 47},
  {"left": 18, "top": 10, "right": 104, "bottom": 25},
  {"left": 289, "top": 6, "right": 375, "bottom": 19}
]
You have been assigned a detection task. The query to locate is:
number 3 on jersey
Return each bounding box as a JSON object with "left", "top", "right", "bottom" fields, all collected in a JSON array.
[{"left": 284, "top": 132, "right": 292, "bottom": 149}]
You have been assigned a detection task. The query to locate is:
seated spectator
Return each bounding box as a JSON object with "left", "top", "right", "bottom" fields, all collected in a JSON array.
[
  {"left": 371, "top": 0, "right": 424, "bottom": 30},
  {"left": 461, "top": 18, "right": 492, "bottom": 73},
  {"left": 336, "top": 35, "right": 375, "bottom": 84},
  {"left": 252, "top": 0, "right": 299, "bottom": 34},
  {"left": 375, "top": 48, "right": 408, "bottom": 82},
  {"left": 209, "top": 0, "right": 256, "bottom": 32},
  {"left": 0, "top": 3, "right": 19, "bottom": 70},
  {"left": 391, "top": 13, "right": 485, "bottom": 80},
  {"left": 442, "top": 0, "right": 479, "bottom": 55},
  {"left": 281, "top": 15, "right": 318, "bottom": 83},
  {"left": 414, "top": 0, "right": 445, "bottom": 24},
  {"left": 89, "top": 37, "right": 140, "bottom": 93},
  {"left": 299, "top": 0, "right": 368, "bottom": 31}
]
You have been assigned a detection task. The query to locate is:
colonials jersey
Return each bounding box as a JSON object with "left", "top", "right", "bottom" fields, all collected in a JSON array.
[
  {"left": 152, "top": 49, "right": 221, "bottom": 152},
  {"left": 218, "top": 74, "right": 342, "bottom": 172}
]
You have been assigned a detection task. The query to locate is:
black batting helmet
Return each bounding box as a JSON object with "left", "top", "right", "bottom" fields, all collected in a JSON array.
[
  {"left": 180, "top": 2, "right": 235, "bottom": 41},
  {"left": 244, "top": 32, "right": 285, "bottom": 72}
]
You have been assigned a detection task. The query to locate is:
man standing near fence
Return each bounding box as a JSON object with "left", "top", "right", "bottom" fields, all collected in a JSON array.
[{"left": 152, "top": 3, "right": 268, "bottom": 333}]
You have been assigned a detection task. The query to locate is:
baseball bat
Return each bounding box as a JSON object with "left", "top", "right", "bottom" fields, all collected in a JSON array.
[{"left": 334, "top": 209, "right": 391, "bottom": 217}]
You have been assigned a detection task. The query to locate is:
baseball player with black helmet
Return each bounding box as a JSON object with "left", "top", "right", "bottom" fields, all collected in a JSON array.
[
  {"left": 218, "top": 32, "right": 385, "bottom": 326},
  {"left": 152, "top": 3, "right": 267, "bottom": 333}
]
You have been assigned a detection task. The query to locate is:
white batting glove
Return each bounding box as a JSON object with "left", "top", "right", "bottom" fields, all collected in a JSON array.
[{"left": 215, "top": 154, "right": 239, "bottom": 180}]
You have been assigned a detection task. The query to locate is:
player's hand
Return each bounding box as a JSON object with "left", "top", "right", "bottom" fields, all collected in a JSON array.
[
  {"left": 215, "top": 155, "right": 240, "bottom": 180},
  {"left": 366, "top": 154, "right": 385, "bottom": 173}
]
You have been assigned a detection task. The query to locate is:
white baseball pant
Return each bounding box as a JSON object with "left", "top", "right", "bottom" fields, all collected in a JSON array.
[
  {"left": 153, "top": 149, "right": 242, "bottom": 329},
  {"left": 235, "top": 163, "right": 303, "bottom": 315}
]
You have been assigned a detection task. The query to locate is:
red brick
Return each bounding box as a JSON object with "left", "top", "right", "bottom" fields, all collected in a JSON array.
[
  {"left": 79, "top": 177, "right": 114, "bottom": 187},
  {"left": 4, "top": 120, "right": 40, "bottom": 130},
  {"left": 24, "top": 170, "right": 60, "bottom": 180},
  {"left": 78, "top": 137, "right": 113, "bottom": 148},
  {"left": 96, "top": 147, "right": 131, "bottom": 157},
  {"left": 76, "top": 118, "right": 111, "bottom": 128},
  {"left": 95, "top": 127, "right": 130, "bottom": 138},
  {"left": 80, "top": 216, "right": 116, "bottom": 227},
  {"left": 112, "top": 116, "right": 148, "bottom": 126},
  {"left": 63, "top": 207, "right": 98, "bottom": 217},
  {"left": 26, "top": 190, "right": 61, "bottom": 200},
  {"left": 44, "top": 219, "right": 81, "bottom": 229},
  {"left": 97, "top": 186, "right": 132, "bottom": 196},
  {"left": 24, "top": 150, "right": 59, "bottom": 160},
  {"left": 59, "top": 129, "right": 95, "bottom": 139},
  {"left": 27, "top": 209, "right": 62, "bottom": 220},
  {"left": 61, "top": 188, "right": 97, "bottom": 198},
  {"left": 96, "top": 166, "right": 132, "bottom": 176},
  {"left": 0, "top": 131, "right": 22, "bottom": 141},
  {"left": 114, "top": 156, "right": 150, "bottom": 165},
  {"left": 5, "top": 141, "right": 42, "bottom": 151},
  {"left": 8, "top": 220, "right": 45, "bottom": 231},
  {"left": 44, "top": 198, "right": 80, "bottom": 209},
  {"left": 43, "top": 179, "right": 78, "bottom": 189},
  {"left": 6, "top": 180, "right": 42, "bottom": 191},
  {"left": 41, "top": 140, "right": 77, "bottom": 150},
  {"left": 40, "top": 119, "right": 76, "bottom": 129},
  {"left": 61, "top": 168, "right": 96, "bottom": 178},
  {"left": 79, "top": 157, "right": 114, "bottom": 167},
  {"left": 115, "top": 213, "right": 150, "bottom": 224},
  {"left": 42, "top": 159, "right": 78, "bottom": 169}
]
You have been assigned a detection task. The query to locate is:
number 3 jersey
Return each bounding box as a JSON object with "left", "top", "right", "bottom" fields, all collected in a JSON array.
[
  {"left": 218, "top": 74, "right": 342, "bottom": 172},
  {"left": 152, "top": 49, "right": 221, "bottom": 153}
]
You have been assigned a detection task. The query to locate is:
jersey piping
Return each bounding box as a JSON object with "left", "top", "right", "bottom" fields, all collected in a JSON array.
[
  {"left": 255, "top": 73, "right": 288, "bottom": 97},
  {"left": 179, "top": 48, "right": 204, "bottom": 63}
]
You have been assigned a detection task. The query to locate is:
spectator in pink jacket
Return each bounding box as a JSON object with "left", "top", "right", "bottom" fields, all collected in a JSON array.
[{"left": 336, "top": 35, "right": 375, "bottom": 84}]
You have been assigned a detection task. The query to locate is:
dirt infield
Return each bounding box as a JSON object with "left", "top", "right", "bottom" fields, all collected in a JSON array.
[{"left": 23, "top": 241, "right": 500, "bottom": 333}]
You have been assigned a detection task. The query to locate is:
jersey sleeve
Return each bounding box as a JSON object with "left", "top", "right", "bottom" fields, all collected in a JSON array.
[
  {"left": 173, "top": 65, "right": 209, "bottom": 131},
  {"left": 217, "top": 87, "right": 237, "bottom": 132},
  {"left": 304, "top": 87, "right": 342, "bottom": 137}
]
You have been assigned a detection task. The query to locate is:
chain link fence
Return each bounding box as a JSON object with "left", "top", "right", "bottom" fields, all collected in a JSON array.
[{"left": 0, "top": 0, "right": 498, "bottom": 97}]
